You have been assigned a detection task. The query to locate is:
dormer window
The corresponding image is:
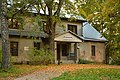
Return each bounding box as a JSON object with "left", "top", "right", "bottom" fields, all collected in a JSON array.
[{"left": 67, "top": 24, "right": 77, "bottom": 34}]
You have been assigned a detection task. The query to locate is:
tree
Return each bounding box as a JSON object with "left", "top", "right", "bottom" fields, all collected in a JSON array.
[
  {"left": 77, "top": 0, "right": 120, "bottom": 64},
  {"left": 27, "top": 0, "right": 77, "bottom": 52},
  {"left": 8, "top": 0, "right": 79, "bottom": 63},
  {"left": 0, "top": 0, "right": 10, "bottom": 68}
]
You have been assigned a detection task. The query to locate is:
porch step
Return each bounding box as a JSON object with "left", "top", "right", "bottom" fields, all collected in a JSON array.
[{"left": 61, "top": 60, "right": 76, "bottom": 64}]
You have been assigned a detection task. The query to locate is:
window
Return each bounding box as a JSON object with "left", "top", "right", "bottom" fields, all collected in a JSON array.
[
  {"left": 42, "top": 21, "right": 47, "bottom": 31},
  {"left": 10, "top": 41, "right": 18, "bottom": 56},
  {"left": 8, "top": 19, "right": 22, "bottom": 29},
  {"left": 67, "top": 24, "right": 77, "bottom": 34},
  {"left": 34, "top": 42, "right": 40, "bottom": 50},
  {"left": 91, "top": 45, "right": 95, "bottom": 56}
]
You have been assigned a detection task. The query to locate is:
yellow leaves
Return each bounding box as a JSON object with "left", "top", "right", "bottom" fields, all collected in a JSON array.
[
  {"left": 1, "top": 64, "right": 120, "bottom": 79},
  {"left": 79, "top": 7, "right": 87, "bottom": 18}
]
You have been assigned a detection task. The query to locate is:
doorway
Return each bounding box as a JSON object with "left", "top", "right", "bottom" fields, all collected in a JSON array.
[
  {"left": 57, "top": 44, "right": 60, "bottom": 61},
  {"left": 56, "top": 42, "right": 77, "bottom": 62}
]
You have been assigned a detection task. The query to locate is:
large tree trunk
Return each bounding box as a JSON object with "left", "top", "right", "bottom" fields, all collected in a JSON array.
[
  {"left": 44, "top": 0, "right": 63, "bottom": 63},
  {"left": 0, "top": 0, "right": 10, "bottom": 69},
  {"left": 46, "top": 16, "right": 56, "bottom": 63}
]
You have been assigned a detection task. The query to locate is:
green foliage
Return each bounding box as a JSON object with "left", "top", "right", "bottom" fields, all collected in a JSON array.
[
  {"left": 77, "top": 0, "right": 120, "bottom": 64},
  {"left": 28, "top": 46, "right": 53, "bottom": 65},
  {"left": 0, "top": 67, "right": 23, "bottom": 78},
  {"left": 78, "top": 59, "right": 94, "bottom": 64},
  {"left": 110, "top": 54, "right": 120, "bottom": 65},
  {"left": 7, "top": 0, "right": 81, "bottom": 54},
  {"left": 52, "top": 68, "right": 120, "bottom": 80},
  {"left": 0, "top": 65, "right": 47, "bottom": 78}
]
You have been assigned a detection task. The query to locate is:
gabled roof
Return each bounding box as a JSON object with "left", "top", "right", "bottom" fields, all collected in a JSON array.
[
  {"left": 54, "top": 30, "right": 82, "bottom": 43},
  {"left": 55, "top": 27, "right": 108, "bottom": 43},
  {"left": 82, "top": 22, "right": 107, "bottom": 42}
]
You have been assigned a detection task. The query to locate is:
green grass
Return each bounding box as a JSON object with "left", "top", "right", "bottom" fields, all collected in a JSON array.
[
  {"left": 52, "top": 68, "right": 120, "bottom": 80},
  {"left": 0, "top": 67, "right": 24, "bottom": 78},
  {"left": 0, "top": 64, "right": 47, "bottom": 79}
]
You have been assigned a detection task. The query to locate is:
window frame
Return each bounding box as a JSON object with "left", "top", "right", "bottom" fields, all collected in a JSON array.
[
  {"left": 67, "top": 24, "right": 77, "bottom": 34},
  {"left": 91, "top": 45, "right": 96, "bottom": 56},
  {"left": 10, "top": 41, "right": 19, "bottom": 56},
  {"left": 42, "top": 21, "right": 47, "bottom": 31},
  {"left": 8, "top": 18, "right": 23, "bottom": 29},
  {"left": 34, "top": 42, "right": 41, "bottom": 50}
]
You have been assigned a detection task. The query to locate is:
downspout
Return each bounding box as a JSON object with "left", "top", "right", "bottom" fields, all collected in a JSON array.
[{"left": 105, "top": 41, "right": 110, "bottom": 64}]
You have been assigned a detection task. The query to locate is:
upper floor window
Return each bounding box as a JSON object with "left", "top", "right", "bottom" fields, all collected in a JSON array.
[
  {"left": 67, "top": 24, "right": 77, "bottom": 34},
  {"left": 91, "top": 45, "right": 95, "bottom": 56},
  {"left": 8, "top": 19, "right": 22, "bottom": 29},
  {"left": 10, "top": 41, "right": 18, "bottom": 56},
  {"left": 42, "top": 21, "right": 47, "bottom": 31},
  {"left": 34, "top": 42, "right": 40, "bottom": 50}
]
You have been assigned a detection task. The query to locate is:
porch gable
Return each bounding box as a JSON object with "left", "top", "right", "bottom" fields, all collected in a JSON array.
[{"left": 54, "top": 31, "right": 82, "bottom": 43}]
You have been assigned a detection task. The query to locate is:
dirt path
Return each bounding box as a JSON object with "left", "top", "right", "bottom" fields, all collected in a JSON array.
[{"left": 15, "top": 64, "right": 120, "bottom": 80}]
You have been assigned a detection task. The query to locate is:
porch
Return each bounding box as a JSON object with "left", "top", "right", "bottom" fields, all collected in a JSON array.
[
  {"left": 55, "top": 42, "right": 78, "bottom": 64},
  {"left": 54, "top": 31, "right": 82, "bottom": 64}
]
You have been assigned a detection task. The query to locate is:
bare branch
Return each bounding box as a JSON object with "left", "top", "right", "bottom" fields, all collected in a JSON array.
[
  {"left": 44, "top": 0, "right": 53, "bottom": 16},
  {"left": 12, "top": 1, "right": 37, "bottom": 17},
  {"left": 40, "top": 2, "right": 46, "bottom": 15},
  {"left": 54, "top": 0, "right": 64, "bottom": 16}
]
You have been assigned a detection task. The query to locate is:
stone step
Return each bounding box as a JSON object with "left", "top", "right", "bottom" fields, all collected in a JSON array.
[{"left": 61, "top": 60, "right": 76, "bottom": 64}]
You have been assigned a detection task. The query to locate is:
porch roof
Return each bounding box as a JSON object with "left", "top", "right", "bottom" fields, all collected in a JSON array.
[
  {"left": 0, "top": 29, "right": 48, "bottom": 38},
  {"left": 54, "top": 31, "right": 82, "bottom": 43}
]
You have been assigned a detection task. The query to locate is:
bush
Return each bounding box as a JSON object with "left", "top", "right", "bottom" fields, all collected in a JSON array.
[
  {"left": 28, "top": 46, "right": 53, "bottom": 65},
  {"left": 78, "top": 59, "right": 94, "bottom": 64},
  {"left": 109, "top": 58, "right": 120, "bottom": 65},
  {"left": 109, "top": 54, "right": 120, "bottom": 65},
  {"left": 110, "top": 60, "right": 120, "bottom": 65}
]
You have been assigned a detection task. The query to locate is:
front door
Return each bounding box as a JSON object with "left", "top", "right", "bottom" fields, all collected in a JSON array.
[
  {"left": 57, "top": 43, "right": 68, "bottom": 61},
  {"left": 61, "top": 44, "right": 68, "bottom": 60},
  {"left": 62, "top": 44, "right": 68, "bottom": 56},
  {"left": 57, "top": 44, "right": 60, "bottom": 61}
]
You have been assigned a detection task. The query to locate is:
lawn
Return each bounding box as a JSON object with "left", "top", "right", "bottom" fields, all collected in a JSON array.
[
  {"left": 52, "top": 68, "right": 120, "bottom": 80},
  {"left": 0, "top": 64, "right": 47, "bottom": 79}
]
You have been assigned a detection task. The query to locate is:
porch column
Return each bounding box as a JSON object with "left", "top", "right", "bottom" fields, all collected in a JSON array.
[
  {"left": 76, "top": 43, "right": 79, "bottom": 63},
  {"left": 54, "top": 42, "right": 57, "bottom": 64}
]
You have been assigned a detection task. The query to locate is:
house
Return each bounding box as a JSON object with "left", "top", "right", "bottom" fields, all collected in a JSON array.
[{"left": 0, "top": 15, "right": 107, "bottom": 64}]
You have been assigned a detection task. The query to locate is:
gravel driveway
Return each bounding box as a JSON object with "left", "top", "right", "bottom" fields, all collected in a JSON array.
[{"left": 15, "top": 64, "right": 120, "bottom": 80}]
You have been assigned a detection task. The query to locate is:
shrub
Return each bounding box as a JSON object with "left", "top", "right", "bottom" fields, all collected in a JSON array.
[
  {"left": 78, "top": 59, "right": 94, "bottom": 64},
  {"left": 28, "top": 46, "right": 53, "bottom": 65},
  {"left": 109, "top": 58, "right": 120, "bottom": 65},
  {"left": 109, "top": 53, "right": 120, "bottom": 65}
]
